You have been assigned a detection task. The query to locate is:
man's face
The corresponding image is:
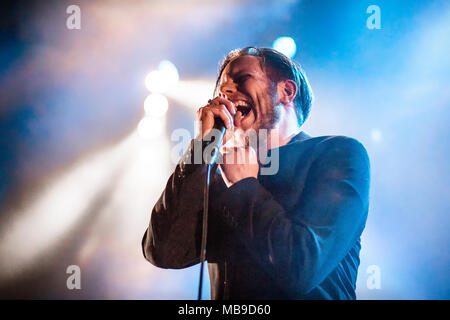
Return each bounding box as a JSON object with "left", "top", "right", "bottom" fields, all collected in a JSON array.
[{"left": 218, "top": 55, "right": 280, "bottom": 131}]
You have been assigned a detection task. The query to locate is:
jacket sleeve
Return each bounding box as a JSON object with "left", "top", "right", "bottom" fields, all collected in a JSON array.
[
  {"left": 214, "top": 136, "right": 370, "bottom": 295},
  {"left": 142, "top": 139, "right": 206, "bottom": 269}
]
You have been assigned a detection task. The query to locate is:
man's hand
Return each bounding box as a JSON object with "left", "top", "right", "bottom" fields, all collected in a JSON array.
[
  {"left": 219, "top": 146, "right": 259, "bottom": 188},
  {"left": 198, "top": 95, "right": 258, "bottom": 186},
  {"left": 197, "top": 95, "right": 236, "bottom": 139}
]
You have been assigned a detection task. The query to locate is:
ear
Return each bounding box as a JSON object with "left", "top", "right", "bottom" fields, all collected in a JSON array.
[{"left": 277, "top": 79, "right": 297, "bottom": 106}]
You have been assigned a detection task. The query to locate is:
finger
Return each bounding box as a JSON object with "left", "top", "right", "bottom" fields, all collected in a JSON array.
[
  {"left": 212, "top": 96, "right": 236, "bottom": 116},
  {"left": 232, "top": 146, "right": 256, "bottom": 165},
  {"left": 234, "top": 110, "right": 243, "bottom": 127},
  {"left": 224, "top": 147, "right": 246, "bottom": 164},
  {"left": 200, "top": 106, "right": 233, "bottom": 130},
  {"left": 203, "top": 100, "right": 234, "bottom": 129},
  {"left": 216, "top": 104, "right": 234, "bottom": 130},
  {"left": 222, "top": 148, "right": 238, "bottom": 165},
  {"left": 235, "top": 147, "right": 247, "bottom": 165},
  {"left": 221, "top": 147, "right": 234, "bottom": 154},
  {"left": 197, "top": 108, "right": 214, "bottom": 128},
  {"left": 245, "top": 146, "right": 258, "bottom": 164}
]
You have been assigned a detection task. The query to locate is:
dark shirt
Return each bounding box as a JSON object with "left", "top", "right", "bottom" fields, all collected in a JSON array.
[{"left": 142, "top": 131, "right": 370, "bottom": 299}]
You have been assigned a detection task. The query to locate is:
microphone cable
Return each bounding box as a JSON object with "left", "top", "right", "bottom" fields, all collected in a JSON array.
[{"left": 198, "top": 121, "right": 226, "bottom": 300}]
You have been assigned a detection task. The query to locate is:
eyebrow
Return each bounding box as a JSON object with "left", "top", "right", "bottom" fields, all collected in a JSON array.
[{"left": 229, "top": 70, "right": 254, "bottom": 79}]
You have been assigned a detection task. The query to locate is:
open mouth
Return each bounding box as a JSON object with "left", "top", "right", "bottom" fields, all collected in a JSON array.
[{"left": 234, "top": 100, "right": 253, "bottom": 117}]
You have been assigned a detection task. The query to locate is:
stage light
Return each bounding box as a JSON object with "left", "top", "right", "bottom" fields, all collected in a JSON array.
[
  {"left": 371, "top": 129, "right": 382, "bottom": 142},
  {"left": 144, "top": 93, "right": 169, "bottom": 117},
  {"left": 158, "top": 60, "right": 179, "bottom": 84},
  {"left": 164, "top": 79, "right": 215, "bottom": 111},
  {"left": 145, "top": 60, "right": 179, "bottom": 93},
  {"left": 145, "top": 70, "right": 167, "bottom": 93},
  {"left": 272, "top": 36, "right": 297, "bottom": 58},
  {"left": 0, "top": 134, "right": 135, "bottom": 282},
  {"left": 137, "top": 117, "right": 164, "bottom": 139}
]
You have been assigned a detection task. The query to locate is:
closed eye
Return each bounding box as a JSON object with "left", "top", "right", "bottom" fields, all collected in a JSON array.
[{"left": 236, "top": 74, "right": 251, "bottom": 84}]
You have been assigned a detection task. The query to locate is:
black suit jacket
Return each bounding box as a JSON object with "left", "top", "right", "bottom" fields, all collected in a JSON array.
[{"left": 142, "top": 131, "right": 370, "bottom": 299}]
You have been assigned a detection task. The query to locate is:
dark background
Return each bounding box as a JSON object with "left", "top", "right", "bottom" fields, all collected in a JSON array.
[{"left": 0, "top": 0, "right": 449, "bottom": 299}]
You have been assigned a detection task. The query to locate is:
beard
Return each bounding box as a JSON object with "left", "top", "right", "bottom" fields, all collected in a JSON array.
[
  {"left": 254, "top": 90, "right": 281, "bottom": 130},
  {"left": 260, "top": 103, "right": 281, "bottom": 130}
]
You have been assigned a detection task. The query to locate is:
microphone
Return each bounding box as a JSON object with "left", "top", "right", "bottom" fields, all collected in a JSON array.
[
  {"left": 214, "top": 116, "right": 227, "bottom": 132},
  {"left": 207, "top": 117, "right": 227, "bottom": 167}
]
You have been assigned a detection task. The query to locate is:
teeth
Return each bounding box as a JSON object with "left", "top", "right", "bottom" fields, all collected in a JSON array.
[
  {"left": 234, "top": 101, "right": 251, "bottom": 108},
  {"left": 233, "top": 100, "right": 252, "bottom": 117}
]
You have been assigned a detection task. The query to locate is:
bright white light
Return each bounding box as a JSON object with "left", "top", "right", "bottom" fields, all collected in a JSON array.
[
  {"left": 145, "top": 60, "right": 179, "bottom": 93},
  {"left": 137, "top": 117, "right": 164, "bottom": 139},
  {"left": 0, "top": 128, "right": 174, "bottom": 293},
  {"left": 159, "top": 60, "right": 179, "bottom": 84},
  {"left": 371, "top": 129, "right": 382, "bottom": 142},
  {"left": 144, "top": 93, "right": 169, "bottom": 117},
  {"left": 164, "top": 79, "right": 215, "bottom": 111},
  {"left": 272, "top": 36, "right": 297, "bottom": 59},
  {"left": 145, "top": 70, "right": 168, "bottom": 93},
  {"left": 0, "top": 134, "right": 133, "bottom": 282}
]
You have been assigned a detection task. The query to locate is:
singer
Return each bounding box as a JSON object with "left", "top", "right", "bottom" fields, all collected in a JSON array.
[{"left": 142, "top": 47, "right": 370, "bottom": 299}]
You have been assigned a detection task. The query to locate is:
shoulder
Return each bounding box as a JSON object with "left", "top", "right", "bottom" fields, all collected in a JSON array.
[
  {"left": 317, "top": 135, "right": 368, "bottom": 155},
  {"left": 291, "top": 133, "right": 368, "bottom": 157},
  {"left": 303, "top": 135, "right": 370, "bottom": 170},
  {"left": 303, "top": 135, "right": 371, "bottom": 200}
]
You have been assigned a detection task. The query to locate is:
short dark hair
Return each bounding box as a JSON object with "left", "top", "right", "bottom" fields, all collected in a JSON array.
[{"left": 214, "top": 47, "right": 313, "bottom": 126}]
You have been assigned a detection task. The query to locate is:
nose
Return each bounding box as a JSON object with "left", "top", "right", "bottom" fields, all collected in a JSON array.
[{"left": 219, "top": 81, "right": 236, "bottom": 96}]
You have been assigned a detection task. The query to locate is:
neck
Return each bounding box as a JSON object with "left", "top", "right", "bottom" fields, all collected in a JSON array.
[{"left": 266, "top": 105, "right": 301, "bottom": 150}]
